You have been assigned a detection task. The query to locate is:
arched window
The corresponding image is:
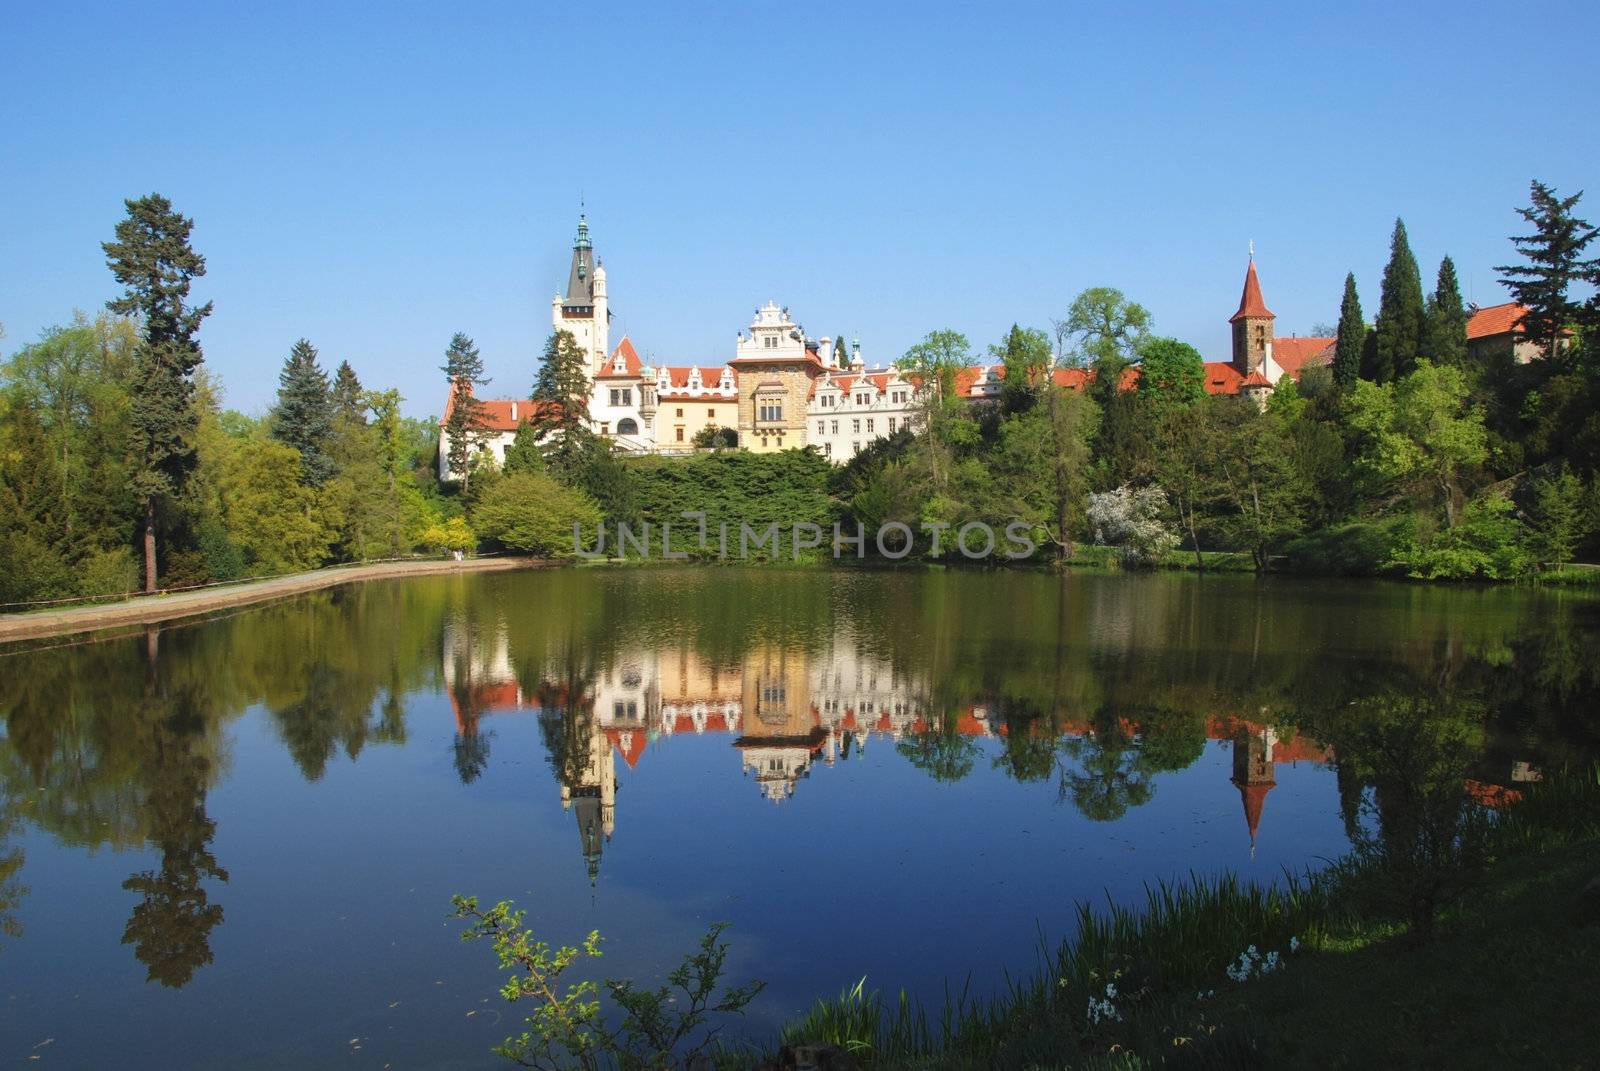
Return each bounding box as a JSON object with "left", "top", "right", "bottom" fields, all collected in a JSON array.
[{"left": 617, "top": 417, "right": 639, "bottom": 435}]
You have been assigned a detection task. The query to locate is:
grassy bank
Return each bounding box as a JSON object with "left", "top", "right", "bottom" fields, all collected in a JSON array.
[{"left": 767, "top": 769, "right": 1600, "bottom": 1069}]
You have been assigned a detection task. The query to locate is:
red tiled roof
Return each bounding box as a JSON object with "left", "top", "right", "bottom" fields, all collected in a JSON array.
[
  {"left": 1236, "top": 779, "right": 1275, "bottom": 841},
  {"left": 438, "top": 393, "right": 558, "bottom": 431},
  {"left": 1271, "top": 337, "right": 1335, "bottom": 378},
  {"left": 1240, "top": 370, "right": 1273, "bottom": 389},
  {"left": 1202, "top": 362, "right": 1244, "bottom": 396},
  {"left": 1466, "top": 302, "right": 1530, "bottom": 340},
  {"left": 951, "top": 364, "right": 1126, "bottom": 398},
  {"left": 1230, "top": 258, "right": 1275, "bottom": 323},
  {"left": 596, "top": 337, "right": 642, "bottom": 379}
]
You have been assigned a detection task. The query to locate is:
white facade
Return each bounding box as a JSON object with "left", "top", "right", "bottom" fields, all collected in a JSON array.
[
  {"left": 735, "top": 301, "right": 811, "bottom": 362},
  {"left": 805, "top": 343, "right": 922, "bottom": 463}
]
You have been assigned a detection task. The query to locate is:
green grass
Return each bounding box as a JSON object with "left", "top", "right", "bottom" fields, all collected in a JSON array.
[
  {"left": 1529, "top": 563, "right": 1600, "bottom": 586},
  {"left": 760, "top": 768, "right": 1600, "bottom": 1069}
]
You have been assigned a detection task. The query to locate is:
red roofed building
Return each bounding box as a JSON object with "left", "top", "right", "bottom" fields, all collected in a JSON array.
[{"left": 1465, "top": 301, "right": 1562, "bottom": 364}]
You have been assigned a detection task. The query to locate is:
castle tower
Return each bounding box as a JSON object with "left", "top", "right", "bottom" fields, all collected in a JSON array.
[
  {"left": 552, "top": 213, "right": 612, "bottom": 378},
  {"left": 1230, "top": 256, "right": 1276, "bottom": 376}
]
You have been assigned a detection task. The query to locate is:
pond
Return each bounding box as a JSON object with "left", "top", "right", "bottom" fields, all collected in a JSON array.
[{"left": 0, "top": 567, "right": 1595, "bottom": 1068}]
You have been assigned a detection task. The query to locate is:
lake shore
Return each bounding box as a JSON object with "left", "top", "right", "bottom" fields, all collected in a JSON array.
[
  {"left": 766, "top": 769, "right": 1600, "bottom": 1069},
  {"left": 0, "top": 555, "right": 549, "bottom": 643}
]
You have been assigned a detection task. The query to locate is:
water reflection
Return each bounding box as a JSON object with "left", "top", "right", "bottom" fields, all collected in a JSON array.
[{"left": 0, "top": 568, "right": 1594, "bottom": 998}]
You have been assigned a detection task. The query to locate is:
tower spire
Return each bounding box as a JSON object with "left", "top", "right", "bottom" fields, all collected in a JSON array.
[{"left": 1230, "top": 255, "right": 1274, "bottom": 322}]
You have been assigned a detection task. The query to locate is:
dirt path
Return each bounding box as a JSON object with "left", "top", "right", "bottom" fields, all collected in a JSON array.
[{"left": 0, "top": 557, "right": 549, "bottom": 644}]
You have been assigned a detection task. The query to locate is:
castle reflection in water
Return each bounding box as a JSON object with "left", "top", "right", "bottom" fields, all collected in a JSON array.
[{"left": 440, "top": 621, "right": 1345, "bottom": 881}]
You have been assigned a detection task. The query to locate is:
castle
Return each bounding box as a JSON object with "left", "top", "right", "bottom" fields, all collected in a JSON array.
[{"left": 437, "top": 216, "right": 1534, "bottom": 478}]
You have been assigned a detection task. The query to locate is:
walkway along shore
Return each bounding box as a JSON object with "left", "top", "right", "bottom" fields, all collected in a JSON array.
[{"left": 0, "top": 556, "right": 549, "bottom": 644}]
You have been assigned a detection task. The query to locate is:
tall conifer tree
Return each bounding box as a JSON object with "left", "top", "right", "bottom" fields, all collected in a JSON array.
[
  {"left": 1495, "top": 180, "right": 1599, "bottom": 362},
  {"left": 1373, "top": 218, "right": 1426, "bottom": 382},
  {"left": 529, "top": 329, "right": 594, "bottom": 472},
  {"left": 102, "top": 193, "right": 212, "bottom": 592},
  {"left": 271, "top": 339, "right": 335, "bottom": 485},
  {"left": 331, "top": 360, "right": 365, "bottom": 424},
  {"left": 1424, "top": 256, "right": 1468, "bottom": 366},
  {"left": 441, "top": 332, "right": 490, "bottom": 489},
  {"left": 1333, "top": 272, "right": 1365, "bottom": 387}
]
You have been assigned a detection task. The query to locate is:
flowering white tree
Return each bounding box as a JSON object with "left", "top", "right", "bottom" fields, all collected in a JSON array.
[{"left": 1087, "top": 485, "right": 1179, "bottom": 567}]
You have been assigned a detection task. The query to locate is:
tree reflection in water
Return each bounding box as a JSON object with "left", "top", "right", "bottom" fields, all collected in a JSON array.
[{"left": 1, "top": 569, "right": 1598, "bottom": 981}]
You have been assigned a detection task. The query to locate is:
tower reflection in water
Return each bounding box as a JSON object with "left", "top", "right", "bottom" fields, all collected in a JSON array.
[{"left": 439, "top": 622, "right": 1350, "bottom": 879}]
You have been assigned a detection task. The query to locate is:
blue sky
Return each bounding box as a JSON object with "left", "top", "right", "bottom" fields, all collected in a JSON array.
[{"left": 4, "top": 1, "right": 1596, "bottom": 418}]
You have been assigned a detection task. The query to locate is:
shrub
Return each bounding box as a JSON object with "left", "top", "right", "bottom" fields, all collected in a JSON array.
[
  {"left": 471, "top": 471, "right": 603, "bottom": 558},
  {"left": 451, "top": 896, "right": 764, "bottom": 1070},
  {"left": 419, "top": 516, "right": 476, "bottom": 554},
  {"left": 76, "top": 546, "right": 141, "bottom": 597},
  {"left": 1087, "top": 485, "right": 1178, "bottom": 567},
  {"left": 1391, "top": 496, "right": 1532, "bottom": 580},
  {"left": 1282, "top": 517, "right": 1414, "bottom": 576}
]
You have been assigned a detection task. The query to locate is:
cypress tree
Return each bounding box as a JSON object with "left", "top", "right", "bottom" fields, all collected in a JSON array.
[
  {"left": 1425, "top": 256, "right": 1468, "bottom": 366},
  {"left": 271, "top": 339, "right": 335, "bottom": 485},
  {"left": 837, "top": 331, "right": 851, "bottom": 366},
  {"left": 1333, "top": 272, "right": 1365, "bottom": 387},
  {"left": 331, "top": 360, "right": 366, "bottom": 424},
  {"left": 102, "top": 193, "right": 212, "bottom": 592},
  {"left": 440, "top": 332, "right": 490, "bottom": 490},
  {"left": 1372, "top": 218, "right": 1426, "bottom": 382},
  {"left": 1495, "top": 180, "right": 1599, "bottom": 362}
]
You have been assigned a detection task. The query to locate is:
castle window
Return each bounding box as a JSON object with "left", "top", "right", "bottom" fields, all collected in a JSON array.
[
  {"left": 759, "top": 401, "right": 783, "bottom": 422},
  {"left": 852, "top": 418, "right": 860, "bottom": 433},
  {"left": 676, "top": 426, "right": 684, "bottom": 442},
  {"left": 818, "top": 421, "right": 826, "bottom": 435},
  {"left": 831, "top": 420, "right": 838, "bottom": 434},
  {"left": 707, "top": 408, "right": 715, "bottom": 418},
  {"left": 618, "top": 418, "right": 639, "bottom": 435},
  {"left": 866, "top": 418, "right": 875, "bottom": 433},
  {"left": 676, "top": 407, "right": 684, "bottom": 417},
  {"left": 889, "top": 417, "right": 897, "bottom": 432}
]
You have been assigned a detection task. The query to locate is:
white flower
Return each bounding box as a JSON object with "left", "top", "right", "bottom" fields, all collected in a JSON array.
[{"left": 1289, "top": 936, "right": 1301, "bottom": 953}]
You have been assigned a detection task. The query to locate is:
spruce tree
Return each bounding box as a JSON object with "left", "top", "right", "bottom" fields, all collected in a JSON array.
[
  {"left": 1425, "top": 256, "right": 1468, "bottom": 366},
  {"left": 1372, "top": 218, "right": 1426, "bottom": 382},
  {"left": 1495, "top": 180, "right": 1599, "bottom": 363},
  {"left": 1333, "top": 272, "right": 1365, "bottom": 387},
  {"left": 532, "top": 329, "right": 592, "bottom": 429},
  {"left": 440, "top": 332, "right": 490, "bottom": 490},
  {"left": 271, "top": 339, "right": 335, "bottom": 485},
  {"left": 102, "top": 193, "right": 212, "bottom": 592},
  {"left": 837, "top": 331, "right": 851, "bottom": 366},
  {"left": 331, "top": 360, "right": 365, "bottom": 424}
]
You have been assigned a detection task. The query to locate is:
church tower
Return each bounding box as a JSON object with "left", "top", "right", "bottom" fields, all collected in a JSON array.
[
  {"left": 1230, "top": 256, "right": 1275, "bottom": 376},
  {"left": 551, "top": 213, "right": 612, "bottom": 378},
  {"left": 1231, "top": 726, "right": 1277, "bottom": 856}
]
